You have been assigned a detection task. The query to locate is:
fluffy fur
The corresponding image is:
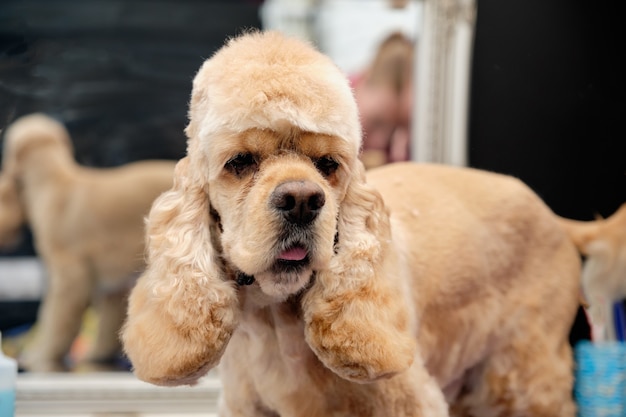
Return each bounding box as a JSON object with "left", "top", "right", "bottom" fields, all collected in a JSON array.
[
  {"left": 123, "top": 31, "right": 585, "bottom": 416},
  {"left": 0, "top": 114, "right": 175, "bottom": 371}
]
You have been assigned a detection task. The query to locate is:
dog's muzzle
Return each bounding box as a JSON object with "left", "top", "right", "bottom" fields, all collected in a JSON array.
[{"left": 228, "top": 180, "right": 337, "bottom": 288}]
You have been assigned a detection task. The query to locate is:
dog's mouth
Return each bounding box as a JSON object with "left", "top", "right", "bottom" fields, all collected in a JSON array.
[
  {"left": 234, "top": 244, "right": 311, "bottom": 286},
  {"left": 274, "top": 244, "right": 310, "bottom": 272},
  {"left": 278, "top": 245, "right": 308, "bottom": 261}
]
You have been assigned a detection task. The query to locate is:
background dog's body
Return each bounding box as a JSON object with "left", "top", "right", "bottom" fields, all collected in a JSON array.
[{"left": 0, "top": 114, "right": 175, "bottom": 371}]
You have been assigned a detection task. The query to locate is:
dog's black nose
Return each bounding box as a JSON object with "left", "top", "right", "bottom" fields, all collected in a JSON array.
[{"left": 270, "top": 180, "right": 325, "bottom": 224}]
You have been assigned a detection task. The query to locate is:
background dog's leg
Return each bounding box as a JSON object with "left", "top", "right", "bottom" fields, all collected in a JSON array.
[
  {"left": 24, "top": 258, "right": 92, "bottom": 371},
  {"left": 84, "top": 290, "right": 127, "bottom": 368}
]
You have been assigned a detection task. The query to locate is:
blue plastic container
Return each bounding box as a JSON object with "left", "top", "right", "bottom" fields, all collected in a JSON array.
[
  {"left": 574, "top": 341, "right": 626, "bottom": 417},
  {"left": 0, "top": 332, "right": 17, "bottom": 417}
]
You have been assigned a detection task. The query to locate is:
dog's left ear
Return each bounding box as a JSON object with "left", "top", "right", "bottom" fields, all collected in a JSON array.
[
  {"left": 302, "top": 161, "right": 416, "bottom": 383},
  {"left": 121, "top": 157, "right": 240, "bottom": 386}
]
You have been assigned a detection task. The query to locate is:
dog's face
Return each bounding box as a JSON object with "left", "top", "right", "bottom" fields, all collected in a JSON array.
[
  {"left": 207, "top": 127, "right": 354, "bottom": 301},
  {"left": 179, "top": 31, "right": 362, "bottom": 302}
]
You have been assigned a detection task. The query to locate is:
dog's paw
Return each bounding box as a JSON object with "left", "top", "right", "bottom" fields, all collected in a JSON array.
[{"left": 303, "top": 293, "right": 415, "bottom": 383}]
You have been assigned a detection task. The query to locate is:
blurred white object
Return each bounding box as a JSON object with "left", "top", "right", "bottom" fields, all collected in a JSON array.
[
  {"left": 313, "top": 0, "right": 421, "bottom": 75},
  {"left": 0, "top": 258, "right": 45, "bottom": 301},
  {"left": 261, "top": 0, "right": 422, "bottom": 76},
  {"left": 16, "top": 371, "right": 220, "bottom": 416},
  {"left": 259, "top": 0, "right": 317, "bottom": 43},
  {"left": 413, "top": 0, "right": 475, "bottom": 166}
]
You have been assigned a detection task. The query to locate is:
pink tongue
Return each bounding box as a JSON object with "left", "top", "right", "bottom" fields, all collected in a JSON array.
[{"left": 279, "top": 246, "right": 308, "bottom": 261}]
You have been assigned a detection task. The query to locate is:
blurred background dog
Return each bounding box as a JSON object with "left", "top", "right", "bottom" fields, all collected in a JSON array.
[{"left": 0, "top": 113, "right": 175, "bottom": 371}]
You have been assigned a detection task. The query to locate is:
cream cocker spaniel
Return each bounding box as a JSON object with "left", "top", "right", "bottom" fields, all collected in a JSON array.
[{"left": 122, "top": 31, "right": 585, "bottom": 416}]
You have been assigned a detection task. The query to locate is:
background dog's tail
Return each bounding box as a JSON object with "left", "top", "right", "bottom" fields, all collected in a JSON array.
[
  {"left": 559, "top": 203, "right": 626, "bottom": 256},
  {"left": 558, "top": 203, "right": 626, "bottom": 341}
]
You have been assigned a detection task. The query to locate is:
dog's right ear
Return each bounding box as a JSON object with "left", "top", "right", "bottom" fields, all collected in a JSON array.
[
  {"left": 302, "top": 161, "right": 416, "bottom": 383},
  {"left": 121, "top": 156, "right": 240, "bottom": 386}
]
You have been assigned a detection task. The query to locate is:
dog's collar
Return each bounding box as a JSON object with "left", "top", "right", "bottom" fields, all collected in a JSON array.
[{"left": 236, "top": 271, "right": 255, "bottom": 286}]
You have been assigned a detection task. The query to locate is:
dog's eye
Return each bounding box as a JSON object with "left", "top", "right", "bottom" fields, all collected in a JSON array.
[
  {"left": 225, "top": 153, "right": 257, "bottom": 176},
  {"left": 314, "top": 156, "right": 339, "bottom": 177}
]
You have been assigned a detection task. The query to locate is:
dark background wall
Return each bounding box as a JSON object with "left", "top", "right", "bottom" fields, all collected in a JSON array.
[
  {"left": 468, "top": 0, "right": 626, "bottom": 343},
  {"left": 0, "top": 0, "right": 262, "bottom": 257},
  {"left": 469, "top": 0, "right": 625, "bottom": 221}
]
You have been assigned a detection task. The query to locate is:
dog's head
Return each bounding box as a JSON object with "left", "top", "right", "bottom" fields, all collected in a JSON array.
[
  {"left": 185, "top": 31, "right": 361, "bottom": 301},
  {"left": 123, "top": 31, "right": 414, "bottom": 386},
  {"left": 0, "top": 114, "right": 72, "bottom": 249}
]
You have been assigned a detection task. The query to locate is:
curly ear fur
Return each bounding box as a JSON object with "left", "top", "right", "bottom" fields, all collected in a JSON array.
[
  {"left": 121, "top": 157, "right": 240, "bottom": 386},
  {"left": 302, "top": 161, "right": 416, "bottom": 382}
]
